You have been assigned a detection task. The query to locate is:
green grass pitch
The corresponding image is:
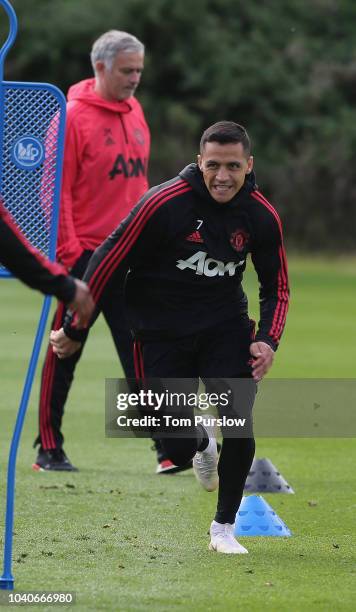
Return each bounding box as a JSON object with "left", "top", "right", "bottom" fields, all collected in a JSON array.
[{"left": 1, "top": 256, "right": 355, "bottom": 611}]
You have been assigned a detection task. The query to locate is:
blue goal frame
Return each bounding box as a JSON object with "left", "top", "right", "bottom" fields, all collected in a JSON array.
[{"left": 0, "top": 0, "right": 66, "bottom": 590}]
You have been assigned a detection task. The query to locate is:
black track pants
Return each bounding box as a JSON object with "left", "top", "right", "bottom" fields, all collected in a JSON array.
[
  {"left": 35, "top": 251, "right": 135, "bottom": 450},
  {"left": 133, "top": 318, "right": 257, "bottom": 524}
]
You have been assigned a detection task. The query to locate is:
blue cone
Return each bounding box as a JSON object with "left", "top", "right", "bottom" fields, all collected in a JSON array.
[{"left": 234, "top": 495, "right": 292, "bottom": 537}]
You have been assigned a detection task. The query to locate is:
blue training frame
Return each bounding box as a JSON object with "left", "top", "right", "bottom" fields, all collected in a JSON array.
[{"left": 0, "top": 0, "right": 66, "bottom": 590}]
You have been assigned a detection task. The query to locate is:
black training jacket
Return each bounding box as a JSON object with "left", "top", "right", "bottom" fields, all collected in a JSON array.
[
  {"left": 67, "top": 164, "right": 289, "bottom": 350},
  {"left": 0, "top": 202, "right": 76, "bottom": 303}
]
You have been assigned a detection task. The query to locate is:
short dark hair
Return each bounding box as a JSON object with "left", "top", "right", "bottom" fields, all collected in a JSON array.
[{"left": 200, "top": 121, "right": 251, "bottom": 155}]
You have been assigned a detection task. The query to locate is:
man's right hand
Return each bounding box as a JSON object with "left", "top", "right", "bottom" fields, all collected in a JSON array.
[
  {"left": 68, "top": 278, "right": 95, "bottom": 329},
  {"left": 250, "top": 341, "right": 274, "bottom": 381},
  {"left": 50, "top": 328, "right": 82, "bottom": 359}
]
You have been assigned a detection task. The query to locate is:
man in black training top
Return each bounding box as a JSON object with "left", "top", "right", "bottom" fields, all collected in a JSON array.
[{"left": 52, "top": 121, "right": 289, "bottom": 554}]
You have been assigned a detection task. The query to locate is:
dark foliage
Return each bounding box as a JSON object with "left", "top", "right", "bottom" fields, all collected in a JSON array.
[{"left": 1, "top": 0, "right": 356, "bottom": 250}]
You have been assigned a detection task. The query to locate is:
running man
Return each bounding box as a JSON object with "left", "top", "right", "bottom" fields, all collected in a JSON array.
[{"left": 51, "top": 121, "right": 289, "bottom": 553}]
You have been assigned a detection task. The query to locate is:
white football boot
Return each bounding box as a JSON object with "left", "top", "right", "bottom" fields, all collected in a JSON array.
[
  {"left": 209, "top": 521, "right": 248, "bottom": 554},
  {"left": 193, "top": 415, "right": 219, "bottom": 492}
]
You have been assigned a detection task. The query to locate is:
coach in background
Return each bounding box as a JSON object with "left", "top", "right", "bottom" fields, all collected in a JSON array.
[
  {"left": 0, "top": 201, "right": 93, "bottom": 327},
  {"left": 51, "top": 121, "right": 290, "bottom": 554},
  {"left": 32, "top": 29, "right": 154, "bottom": 472}
]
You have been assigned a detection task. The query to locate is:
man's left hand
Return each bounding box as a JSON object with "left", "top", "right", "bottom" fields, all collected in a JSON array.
[
  {"left": 250, "top": 341, "right": 274, "bottom": 381},
  {"left": 50, "top": 328, "right": 82, "bottom": 359}
]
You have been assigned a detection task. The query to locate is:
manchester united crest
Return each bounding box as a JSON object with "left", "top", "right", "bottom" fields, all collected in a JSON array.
[
  {"left": 134, "top": 128, "right": 145, "bottom": 145},
  {"left": 230, "top": 229, "right": 249, "bottom": 252}
]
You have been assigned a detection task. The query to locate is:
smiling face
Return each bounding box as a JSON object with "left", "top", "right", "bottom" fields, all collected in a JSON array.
[
  {"left": 197, "top": 141, "right": 253, "bottom": 204},
  {"left": 95, "top": 51, "right": 144, "bottom": 101}
]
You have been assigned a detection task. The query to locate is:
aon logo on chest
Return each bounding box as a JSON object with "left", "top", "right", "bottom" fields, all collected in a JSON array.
[{"left": 176, "top": 250, "right": 244, "bottom": 277}]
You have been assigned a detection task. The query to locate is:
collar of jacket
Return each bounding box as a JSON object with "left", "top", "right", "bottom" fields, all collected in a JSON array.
[
  {"left": 67, "top": 78, "right": 133, "bottom": 114},
  {"left": 179, "top": 163, "right": 257, "bottom": 209}
]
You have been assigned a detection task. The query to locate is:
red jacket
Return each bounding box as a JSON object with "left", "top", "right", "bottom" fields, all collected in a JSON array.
[{"left": 57, "top": 78, "right": 150, "bottom": 268}]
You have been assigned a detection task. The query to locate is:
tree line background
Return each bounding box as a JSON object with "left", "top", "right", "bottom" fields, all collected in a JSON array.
[{"left": 1, "top": 0, "right": 356, "bottom": 251}]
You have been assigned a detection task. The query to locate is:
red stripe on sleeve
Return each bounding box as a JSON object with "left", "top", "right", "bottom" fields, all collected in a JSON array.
[
  {"left": 90, "top": 181, "right": 192, "bottom": 302},
  {"left": 89, "top": 180, "right": 187, "bottom": 297},
  {"left": 251, "top": 191, "right": 289, "bottom": 345},
  {"left": 0, "top": 201, "right": 67, "bottom": 277}
]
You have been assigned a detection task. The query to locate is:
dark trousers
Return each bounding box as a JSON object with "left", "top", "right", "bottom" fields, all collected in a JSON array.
[
  {"left": 133, "top": 318, "right": 257, "bottom": 524},
  {"left": 35, "top": 251, "right": 135, "bottom": 450}
]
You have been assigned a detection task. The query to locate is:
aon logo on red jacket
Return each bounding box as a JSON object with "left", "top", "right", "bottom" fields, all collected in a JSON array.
[{"left": 176, "top": 250, "right": 244, "bottom": 277}]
